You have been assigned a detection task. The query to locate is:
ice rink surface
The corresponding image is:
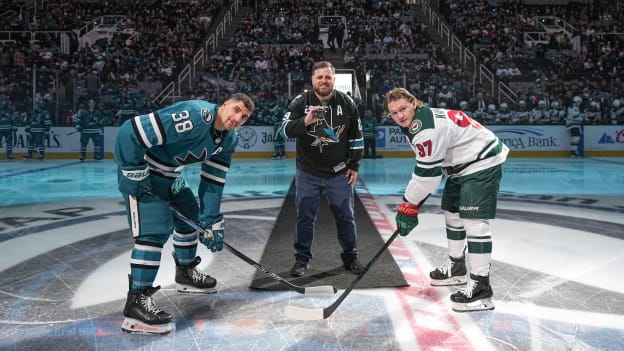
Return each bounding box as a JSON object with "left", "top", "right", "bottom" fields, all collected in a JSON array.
[{"left": 1, "top": 157, "right": 623, "bottom": 351}]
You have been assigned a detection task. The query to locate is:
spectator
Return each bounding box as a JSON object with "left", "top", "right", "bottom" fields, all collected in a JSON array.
[{"left": 278, "top": 61, "right": 364, "bottom": 278}]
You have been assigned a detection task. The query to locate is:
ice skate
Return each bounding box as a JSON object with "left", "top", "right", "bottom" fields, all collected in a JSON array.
[
  {"left": 122, "top": 276, "right": 172, "bottom": 334},
  {"left": 174, "top": 253, "right": 217, "bottom": 293},
  {"left": 429, "top": 255, "right": 467, "bottom": 286},
  {"left": 450, "top": 273, "right": 495, "bottom": 312}
]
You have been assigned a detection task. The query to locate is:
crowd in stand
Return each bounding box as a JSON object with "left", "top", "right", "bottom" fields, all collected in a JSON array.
[
  {"left": 0, "top": 0, "right": 622, "bottom": 129},
  {"left": 0, "top": 0, "right": 222, "bottom": 126}
]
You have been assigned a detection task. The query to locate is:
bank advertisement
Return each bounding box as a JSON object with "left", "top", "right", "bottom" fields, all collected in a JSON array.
[{"left": 4, "top": 125, "right": 622, "bottom": 155}]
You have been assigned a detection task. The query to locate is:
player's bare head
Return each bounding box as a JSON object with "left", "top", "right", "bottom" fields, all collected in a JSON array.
[
  {"left": 382, "top": 88, "right": 423, "bottom": 113},
  {"left": 218, "top": 93, "right": 255, "bottom": 130},
  {"left": 383, "top": 88, "right": 423, "bottom": 128},
  {"left": 228, "top": 92, "right": 255, "bottom": 114},
  {"left": 311, "top": 61, "right": 335, "bottom": 99}
]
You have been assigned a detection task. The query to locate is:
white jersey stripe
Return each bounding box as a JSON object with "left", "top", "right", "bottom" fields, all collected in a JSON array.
[
  {"left": 200, "top": 170, "right": 225, "bottom": 184},
  {"left": 203, "top": 160, "right": 229, "bottom": 172},
  {"left": 147, "top": 112, "right": 164, "bottom": 146},
  {"left": 133, "top": 116, "right": 152, "bottom": 148}
]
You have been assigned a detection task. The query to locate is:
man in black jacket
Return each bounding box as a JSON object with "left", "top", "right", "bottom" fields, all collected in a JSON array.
[{"left": 278, "top": 61, "right": 364, "bottom": 277}]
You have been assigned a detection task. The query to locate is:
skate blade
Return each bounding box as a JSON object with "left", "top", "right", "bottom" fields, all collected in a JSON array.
[
  {"left": 176, "top": 283, "right": 217, "bottom": 294},
  {"left": 452, "top": 298, "right": 495, "bottom": 312},
  {"left": 121, "top": 318, "right": 172, "bottom": 334},
  {"left": 430, "top": 276, "right": 467, "bottom": 286}
]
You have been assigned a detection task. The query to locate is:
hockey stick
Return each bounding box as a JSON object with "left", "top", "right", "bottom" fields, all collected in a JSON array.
[
  {"left": 67, "top": 130, "right": 80, "bottom": 136},
  {"left": 284, "top": 229, "right": 401, "bottom": 320},
  {"left": 144, "top": 189, "right": 336, "bottom": 295}
]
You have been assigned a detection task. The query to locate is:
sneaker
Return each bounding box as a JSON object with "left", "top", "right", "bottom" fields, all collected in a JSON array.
[
  {"left": 122, "top": 276, "right": 172, "bottom": 334},
  {"left": 450, "top": 273, "right": 495, "bottom": 312},
  {"left": 429, "top": 255, "right": 467, "bottom": 286},
  {"left": 289, "top": 260, "right": 309, "bottom": 277},
  {"left": 173, "top": 253, "right": 217, "bottom": 293},
  {"left": 341, "top": 254, "right": 364, "bottom": 275}
]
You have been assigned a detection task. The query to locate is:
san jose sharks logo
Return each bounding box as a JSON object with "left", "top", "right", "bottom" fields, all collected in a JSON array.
[
  {"left": 175, "top": 149, "right": 208, "bottom": 165},
  {"left": 307, "top": 119, "right": 345, "bottom": 153}
]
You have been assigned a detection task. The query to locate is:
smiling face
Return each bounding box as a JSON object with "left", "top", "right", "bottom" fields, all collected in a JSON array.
[
  {"left": 311, "top": 65, "right": 335, "bottom": 100},
  {"left": 216, "top": 99, "right": 252, "bottom": 131}
]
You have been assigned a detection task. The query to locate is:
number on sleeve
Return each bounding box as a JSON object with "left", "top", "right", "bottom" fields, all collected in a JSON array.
[{"left": 171, "top": 110, "right": 193, "bottom": 133}]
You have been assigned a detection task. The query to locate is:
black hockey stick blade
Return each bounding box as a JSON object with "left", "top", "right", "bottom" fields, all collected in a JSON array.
[
  {"left": 144, "top": 189, "right": 336, "bottom": 295},
  {"left": 284, "top": 229, "right": 401, "bottom": 320}
]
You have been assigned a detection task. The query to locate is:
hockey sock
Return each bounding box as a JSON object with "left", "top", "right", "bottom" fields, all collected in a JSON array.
[
  {"left": 172, "top": 230, "right": 198, "bottom": 267},
  {"left": 130, "top": 239, "right": 163, "bottom": 290}
]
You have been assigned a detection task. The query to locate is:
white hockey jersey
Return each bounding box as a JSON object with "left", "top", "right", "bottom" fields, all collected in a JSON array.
[{"left": 401, "top": 107, "right": 509, "bottom": 205}]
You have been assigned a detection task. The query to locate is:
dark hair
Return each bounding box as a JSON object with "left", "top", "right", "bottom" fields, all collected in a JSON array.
[
  {"left": 312, "top": 61, "right": 335, "bottom": 75},
  {"left": 228, "top": 92, "right": 255, "bottom": 113}
]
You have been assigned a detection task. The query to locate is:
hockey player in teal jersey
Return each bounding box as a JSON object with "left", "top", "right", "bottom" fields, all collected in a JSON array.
[
  {"left": 0, "top": 95, "right": 17, "bottom": 160},
  {"left": 73, "top": 99, "right": 105, "bottom": 161},
  {"left": 24, "top": 101, "right": 52, "bottom": 161},
  {"left": 113, "top": 93, "right": 254, "bottom": 334},
  {"left": 383, "top": 88, "right": 508, "bottom": 313}
]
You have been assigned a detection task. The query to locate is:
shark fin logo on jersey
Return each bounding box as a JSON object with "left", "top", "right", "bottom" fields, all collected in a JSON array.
[
  {"left": 175, "top": 149, "right": 208, "bottom": 165},
  {"left": 201, "top": 109, "right": 213, "bottom": 124},
  {"left": 409, "top": 119, "right": 423, "bottom": 134}
]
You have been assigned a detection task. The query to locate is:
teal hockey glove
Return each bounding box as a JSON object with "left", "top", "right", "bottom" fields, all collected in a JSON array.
[
  {"left": 118, "top": 164, "right": 151, "bottom": 196},
  {"left": 396, "top": 202, "right": 419, "bottom": 236},
  {"left": 199, "top": 215, "right": 224, "bottom": 252}
]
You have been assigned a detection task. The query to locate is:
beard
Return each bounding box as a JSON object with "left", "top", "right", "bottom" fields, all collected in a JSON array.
[{"left": 313, "top": 86, "right": 333, "bottom": 98}]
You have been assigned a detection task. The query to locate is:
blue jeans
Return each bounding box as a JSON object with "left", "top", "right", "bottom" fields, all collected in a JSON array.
[{"left": 294, "top": 167, "right": 358, "bottom": 263}]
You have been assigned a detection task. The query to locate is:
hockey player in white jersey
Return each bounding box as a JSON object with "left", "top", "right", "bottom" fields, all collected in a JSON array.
[
  {"left": 584, "top": 101, "right": 601, "bottom": 125},
  {"left": 548, "top": 101, "right": 565, "bottom": 124},
  {"left": 566, "top": 96, "right": 584, "bottom": 157},
  {"left": 383, "top": 88, "right": 508, "bottom": 312},
  {"left": 511, "top": 100, "right": 530, "bottom": 124},
  {"left": 530, "top": 100, "right": 550, "bottom": 124},
  {"left": 610, "top": 99, "right": 623, "bottom": 125},
  {"left": 113, "top": 93, "right": 254, "bottom": 333},
  {"left": 495, "top": 102, "right": 512, "bottom": 125}
]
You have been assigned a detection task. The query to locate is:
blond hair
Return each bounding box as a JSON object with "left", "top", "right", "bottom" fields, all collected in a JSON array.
[{"left": 382, "top": 87, "right": 424, "bottom": 113}]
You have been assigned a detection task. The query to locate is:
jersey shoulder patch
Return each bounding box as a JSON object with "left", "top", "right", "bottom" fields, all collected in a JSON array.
[{"left": 406, "top": 107, "right": 435, "bottom": 135}]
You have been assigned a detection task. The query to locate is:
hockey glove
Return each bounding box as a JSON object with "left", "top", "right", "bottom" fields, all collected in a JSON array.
[
  {"left": 396, "top": 202, "right": 419, "bottom": 236},
  {"left": 118, "top": 164, "right": 151, "bottom": 196},
  {"left": 199, "top": 215, "right": 224, "bottom": 252}
]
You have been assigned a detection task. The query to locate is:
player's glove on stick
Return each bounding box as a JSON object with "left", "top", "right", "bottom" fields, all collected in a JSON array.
[
  {"left": 199, "top": 215, "right": 224, "bottom": 252},
  {"left": 396, "top": 202, "right": 419, "bottom": 236},
  {"left": 118, "top": 164, "right": 151, "bottom": 196}
]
